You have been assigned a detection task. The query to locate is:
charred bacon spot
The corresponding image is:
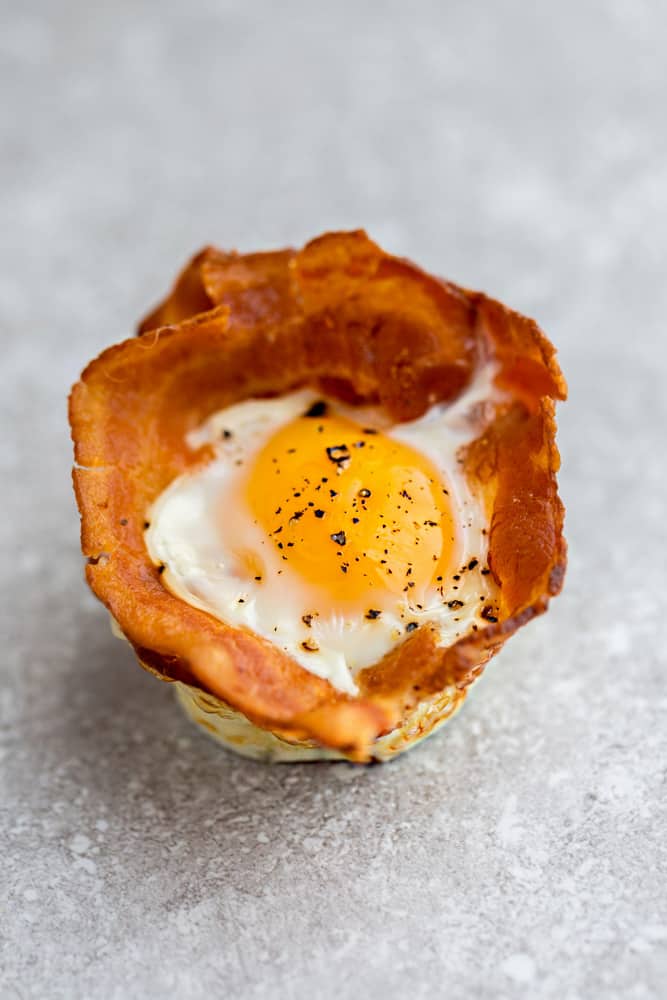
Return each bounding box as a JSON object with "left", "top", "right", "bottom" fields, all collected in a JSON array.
[
  {"left": 87, "top": 553, "right": 110, "bottom": 567},
  {"left": 481, "top": 605, "right": 498, "bottom": 623},
  {"left": 301, "top": 638, "right": 320, "bottom": 652}
]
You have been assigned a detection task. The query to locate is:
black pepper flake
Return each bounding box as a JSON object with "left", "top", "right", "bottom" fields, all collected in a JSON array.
[
  {"left": 352, "top": 517, "right": 360, "bottom": 524},
  {"left": 329, "top": 489, "right": 338, "bottom": 498},
  {"left": 157, "top": 564, "right": 166, "bottom": 575},
  {"left": 468, "top": 558, "right": 479, "bottom": 570},
  {"left": 326, "top": 444, "right": 350, "bottom": 467},
  {"left": 330, "top": 530, "right": 346, "bottom": 546},
  {"left": 143, "top": 521, "right": 151, "bottom": 530},
  {"left": 301, "top": 638, "right": 320, "bottom": 652},
  {"left": 304, "top": 400, "right": 327, "bottom": 418},
  {"left": 453, "top": 574, "right": 461, "bottom": 581},
  {"left": 314, "top": 509, "right": 325, "bottom": 518},
  {"left": 302, "top": 613, "right": 316, "bottom": 627},
  {"left": 119, "top": 518, "right": 128, "bottom": 526},
  {"left": 362, "top": 427, "right": 378, "bottom": 435},
  {"left": 365, "top": 609, "right": 381, "bottom": 620},
  {"left": 340, "top": 565, "right": 348, "bottom": 574},
  {"left": 254, "top": 576, "right": 262, "bottom": 582},
  {"left": 353, "top": 440, "right": 366, "bottom": 448},
  {"left": 448, "top": 599, "right": 464, "bottom": 609},
  {"left": 424, "top": 520, "right": 438, "bottom": 527},
  {"left": 481, "top": 568, "right": 491, "bottom": 576},
  {"left": 358, "top": 488, "right": 371, "bottom": 498},
  {"left": 405, "top": 622, "right": 419, "bottom": 633},
  {"left": 275, "top": 506, "right": 282, "bottom": 515},
  {"left": 222, "top": 429, "right": 233, "bottom": 440},
  {"left": 481, "top": 605, "right": 498, "bottom": 623},
  {"left": 290, "top": 511, "right": 304, "bottom": 522},
  {"left": 400, "top": 489, "right": 412, "bottom": 500}
]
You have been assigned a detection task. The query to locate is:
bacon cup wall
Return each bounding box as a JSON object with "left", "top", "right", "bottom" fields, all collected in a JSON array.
[{"left": 69, "top": 231, "right": 566, "bottom": 763}]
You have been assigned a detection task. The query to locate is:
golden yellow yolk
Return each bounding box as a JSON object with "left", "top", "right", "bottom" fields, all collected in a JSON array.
[{"left": 244, "top": 408, "right": 457, "bottom": 607}]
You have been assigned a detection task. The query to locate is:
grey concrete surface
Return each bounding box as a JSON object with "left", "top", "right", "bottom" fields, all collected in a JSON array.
[{"left": 2, "top": 1, "right": 666, "bottom": 997}]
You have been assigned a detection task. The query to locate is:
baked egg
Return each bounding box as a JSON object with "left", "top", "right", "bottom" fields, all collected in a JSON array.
[{"left": 146, "top": 372, "right": 500, "bottom": 697}]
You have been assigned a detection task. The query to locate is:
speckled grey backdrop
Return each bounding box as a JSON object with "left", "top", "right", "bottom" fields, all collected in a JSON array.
[{"left": 2, "top": 1, "right": 666, "bottom": 998}]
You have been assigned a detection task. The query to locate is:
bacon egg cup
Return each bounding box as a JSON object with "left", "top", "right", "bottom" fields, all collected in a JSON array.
[{"left": 69, "top": 231, "right": 566, "bottom": 763}]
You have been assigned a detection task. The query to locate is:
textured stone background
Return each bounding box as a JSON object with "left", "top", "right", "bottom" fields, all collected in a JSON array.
[{"left": 2, "top": 1, "right": 666, "bottom": 998}]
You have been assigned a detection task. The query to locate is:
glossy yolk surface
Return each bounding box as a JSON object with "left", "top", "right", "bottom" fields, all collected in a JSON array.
[{"left": 245, "top": 410, "right": 457, "bottom": 607}]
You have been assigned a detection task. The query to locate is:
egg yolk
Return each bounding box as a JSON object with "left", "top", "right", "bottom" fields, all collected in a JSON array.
[{"left": 244, "top": 408, "right": 457, "bottom": 607}]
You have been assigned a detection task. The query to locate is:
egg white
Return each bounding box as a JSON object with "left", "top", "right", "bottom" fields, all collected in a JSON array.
[{"left": 146, "top": 365, "right": 502, "bottom": 695}]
